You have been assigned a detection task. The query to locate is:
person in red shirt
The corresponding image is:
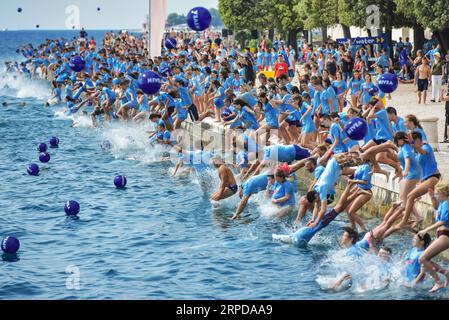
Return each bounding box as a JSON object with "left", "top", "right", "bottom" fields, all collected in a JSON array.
[{"left": 274, "top": 54, "right": 289, "bottom": 81}]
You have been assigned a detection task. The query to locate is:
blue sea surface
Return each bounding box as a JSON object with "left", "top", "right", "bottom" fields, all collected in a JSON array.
[{"left": 0, "top": 30, "right": 447, "bottom": 300}]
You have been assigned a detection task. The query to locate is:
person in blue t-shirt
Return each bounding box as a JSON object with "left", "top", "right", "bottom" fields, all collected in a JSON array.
[
  {"left": 268, "top": 168, "right": 296, "bottom": 218},
  {"left": 386, "top": 107, "right": 407, "bottom": 134},
  {"left": 321, "top": 114, "right": 348, "bottom": 154},
  {"left": 417, "top": 181, "right": 449, "bottom": 293},
  {"left": 332, "top": 71, "right": 348, "bottom": 112},
  {"left": 348, "top": 70, "right": 363, "bottom": 108},
  {"left": 403, "top": 233, "right": 432, "bottom": 287},
  {"left": 232, "top": 172, "right": 270, "bottom": 220},
  {"left": 360, "top": 73, "right": 376, "bottom": 105}
]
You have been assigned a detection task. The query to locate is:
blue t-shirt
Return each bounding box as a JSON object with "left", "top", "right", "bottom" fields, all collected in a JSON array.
[
  {"left": 392, "top": 117, "right": 407, "bottom": 134},
  {"left": 354, "top": 163, "right": 372, "bottom": 190},
  {"left": 313, "top": 158, "right": 341, "bottom": 201},
  {"left": 398, "top": 143, "right": 421, "bottom": 180},
  {"left": 404, "top": 247, "right": 424, "bottom": 282},
  {"left": 179, "top": 86, "right": 192, "bottom": 106},
  {"left": 417, "top": 143, "right": 438, "bottom": 180},
  {"left": 263, "top": 102, "right": 279, "bottom": 128},
  {"left": 329, "top": 123, "right": 348, "bottom": 154},
  {"left": 332, "top": 80, "right": 347, "bottom": 95},
  {"left": 375, "top": 109, "right": 393, "bottom": 141},
  {"left": 272, "top": 181, "right": 296, "bottom": 207},
  {"left": 437, "top": 201, "right": 449, "bottom": 228},
  {"left": 242, "top": 174, "right": 268, "bottom": 196},
  {"left": 264, "top": 145, "right": 296, "bottom": 163},
  {"left": 349, "top": 78, "right": 363, "bottom": 94}
]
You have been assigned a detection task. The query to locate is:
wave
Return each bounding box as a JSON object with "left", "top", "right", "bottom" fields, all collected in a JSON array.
[{"left": 0, "top": 71, "right": 50, "bottom": 100}]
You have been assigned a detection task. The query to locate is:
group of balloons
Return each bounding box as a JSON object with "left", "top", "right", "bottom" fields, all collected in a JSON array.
[{"left": 27, "top": 137, "right": 59, "bottom": 176}]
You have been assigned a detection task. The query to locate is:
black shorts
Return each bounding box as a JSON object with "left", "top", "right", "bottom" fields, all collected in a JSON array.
[
  {"left": 373, "top": 139, "right": 388, "bottom": 145},
  {"left": 286, "top": 120, "right": 301, "bottom": 127},
  {"left": 423, "top": 173, "right": 442, "bottom": 182},
  {"left": 294, "top": 144, "right": 311, "bottom": 161},
  {"left": 168, "top": 106, "right": 175, "bottom": 116},
  {"left": 188, "top": 104, "right": 199, "bottom": 122},
  {"left": 417, "top": 79, "right": 429, "bottom": 92},
  {"left": 93, "top": 108, "right": 105, "bottom": 116}
]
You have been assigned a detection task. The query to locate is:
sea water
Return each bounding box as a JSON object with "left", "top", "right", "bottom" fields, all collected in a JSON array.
[{"left": 0, "top": 30, "right": 447, "bottom": 300}]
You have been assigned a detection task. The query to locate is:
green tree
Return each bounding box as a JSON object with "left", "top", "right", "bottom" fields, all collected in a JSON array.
[
  {"left": 218, "top": 0, "right": 268, "bottom": 31},
  {"left": 413, "top": 0, "right": 449, "bottom": 50},
  {"left": 166, "top": 13, "right": 186, "bottom": 27}
]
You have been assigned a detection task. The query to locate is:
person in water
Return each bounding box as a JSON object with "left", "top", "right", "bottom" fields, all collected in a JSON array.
[
  {"left": 210, "top": 156, "right": 238, "bottom": 202},
  {"left": 272, "top": 179, "right": 355, "bottom": 247}
]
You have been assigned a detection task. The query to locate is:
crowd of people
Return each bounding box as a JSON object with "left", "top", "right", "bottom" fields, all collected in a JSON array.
[{"left": 6, "top": 27, "right": 449, "bottom": 293}]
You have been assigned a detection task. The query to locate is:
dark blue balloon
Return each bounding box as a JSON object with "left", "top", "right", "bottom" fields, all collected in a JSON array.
[
  {"left": 64, "top": 201, "right": 80, "bottom": 216},
  {"left": 38, "top": 143, "right": 48, "bottom": 152},
  {"left": 97, "top": 7, "right": 101, "bottom": 11},
  {"left": 17, "top": 8, "right": 22, "bottom": 13},
  {"left": 27, "top": 163, "right": 40, "bottom": 176},
  {"left": 159, "top": 65, "right": 171, "bottom": 78},
  {"left": 165, "top": 37, "right": 177, "bottom": 50},
  {"left": 344, "top": 117, "right": 368, "bottom": 141},
  {"left": 39, "top": 152, "right": 50, "bottom": 163},
  {"left": 1, "top": 236, "right": 20, "bottom": 254},
  {"left": 101, "top": 140, "right": 112, "bottom": 151},
  {"left": 377, "top": 73, "right": 398, "bottom": 93},
  {"left": 69, "top": 56, "right": 85, "bottom": 72},
  {"left": 49, "top": 136, "right": 59, "bottom": 148},
  {"left": 137, "top": 71, "right": 162, "bottom": 95},
  {"left": 221, "top": 108, "right": 235, "bottom": 121},
  {"left": 187, "top": 7, "right": 212, "bottom": 32},
  {"left": 369, "top": 86, "right": 379, "bottom": 96},
  {"left": 114, "top": 175, "right": 127, "bottom": 189}
]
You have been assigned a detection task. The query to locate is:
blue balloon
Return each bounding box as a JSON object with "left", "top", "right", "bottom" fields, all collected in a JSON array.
[
  {"left": 64, "top": 201, "right": 80, "bottom": 216},
  {"left": 27, "top": 163, "right": 40, "bottom": 176},
  {"left": 1, "top": 236, "right": 20, "bottom": 254},
  {"left": 114, "top": 175, "right": 127, "bottom": 189},
  {"left": 137, "top": 71, "right": 162, "bottom": 95},
  {"left": 187, "top": 7, "right": 212, "bottom": 32},
  {"left": 97, "top": 7, "right": 101, "bottom": 11},
  {"left": 377, "top": 73, "right": 398, "bottom": 93},
  {"left": 101, "top": 140, "right": 112, "bottom": 151},
  {"left": 159, "top": 65, "right": 171, "bottom": 78},
  {"left": 344, "top": 117, "right": 368, "bottom": 141},
  {"left": 165, "top": 37, "right": 177, "bottom": 50},
  {"left": 39, "top": 152, "right": 51, "bottom": 163},
  {"left": 221, "top": 108, "right": 235, "bottom": 121},
  {"left": 49, "top": 136, "right": 59, "bottom": 148},
  {"left": 69, "top": 56, "right": 85, "bottom": 72},
  {"left": 17, "top": 8, "right": 22, "bottom": 13},
  {"left": 369, "top": 86, "right": 379, "bottom": 96},
  {"left": 38, "top": 143, "right": 48, "bottom": 153}
]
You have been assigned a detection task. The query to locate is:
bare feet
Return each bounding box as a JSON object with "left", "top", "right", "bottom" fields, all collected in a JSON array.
[{"left": 429, "top": 281, "right": 445, "bottom": 293}]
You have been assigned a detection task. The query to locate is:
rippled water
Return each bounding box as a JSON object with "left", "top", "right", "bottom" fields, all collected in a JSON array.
[{"left": 0, "top": 31, "right": 448, "bottom": 300}]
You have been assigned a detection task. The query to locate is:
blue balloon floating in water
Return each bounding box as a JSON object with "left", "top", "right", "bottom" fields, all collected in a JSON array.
[
  {"left": 165, "top": 37, "right": 177, "bottom": 50},
  {"left": 97, "top": 7, "right": 101, "bottom": 11},
  {"left": 38, "top": 143, "right": 48, "bottom": 152},
  {"left": 69, "top": 56, "right": 85, "bottom": 72},
  {"left": 114, "top": 175, "right": 127, "bottom": 189},
  {"left": 137, "top": 71, "right": 162, "bottom": 95},
  {"left": 17, "top": 8, "right": 22, "bottom": 13},
  {"left": 344, "top": 117, "right": 368, "bottom": 141},
  {"left": 1, "top": 236, "right": 20, "bottom": 254},
  {"left": 377, "top": 73, "right": 398, "bottom": 94},
  {"left": 49, "top": 136, "right": 59, "bottom": 148},
  {"left": 101, "top": 140, "right": 112, "bottom": 151},
  {"left": 187, "top": 7, "right": 212, "bottom": 31},
  {"left": 27, "top": 163, "right": 40, "bottom": 176},
  {"left": 64, "top": 201, "right": 80, "bottom": 216},
  {"left": 39, "top": 152, "right": 50, "bottom": 163}
]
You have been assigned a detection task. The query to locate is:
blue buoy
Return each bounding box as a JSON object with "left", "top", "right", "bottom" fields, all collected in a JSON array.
[
  {"left": 64, "top": 201, "right": 80, "bottom": 216},
  {"left": 97, "top": 7, "right": 101, "bottom": 11},
  {"left": 27, "top": 163, "right": 40, "bottom": 176},
  {"left": 1, "top": 236, "right": 20, "bottom": 254},
  {"left": 101, "top": 140, "right": 112, "bottom": 151},
  {"left": 17, "top": 8, "right": 22, "bottom": 13},
  {"left": 38, "top": 143, "right": 48, "bottom": 153},
  {"left": 114, "top": 175, "right": 127, "bottom": 189},
  {"left": 49, "top": 136, "right": 59, "bottom": 148},
  {"left": 39, "top": 152, "right": 51, "bottom": 163}
]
